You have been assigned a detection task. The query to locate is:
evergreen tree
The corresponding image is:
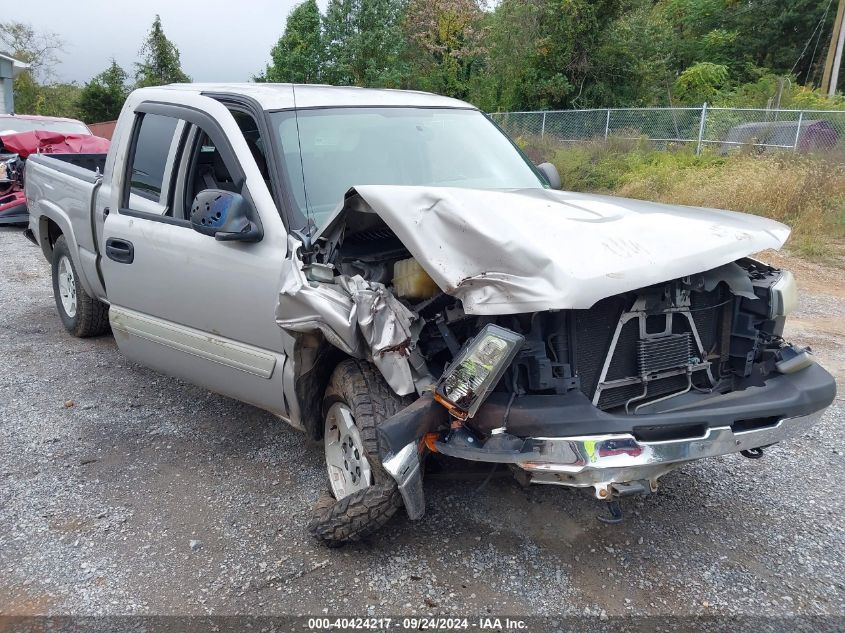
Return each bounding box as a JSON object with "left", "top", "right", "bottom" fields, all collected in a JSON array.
[
  {"left": 134, "top": 15, "right": 190, "bottom": 88},
  {"left": 260, "top": 0, "right": 324, "bottom": 83},
  {"left": 78, "top": 59, "right": 129, "bottom": 122}
]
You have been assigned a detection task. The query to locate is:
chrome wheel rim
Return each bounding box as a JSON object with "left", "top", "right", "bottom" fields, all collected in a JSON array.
[
  {"left": 324, "top": 402, "right": 372, "bottom": 500},
  {"left": 57, "top": 256, "right": 77, "bottom": 318}
]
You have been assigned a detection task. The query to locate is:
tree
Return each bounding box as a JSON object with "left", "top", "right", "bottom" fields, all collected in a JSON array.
[
  {"left": 322, "top": 0, "right": 407, "bottom": 87},
  {"left": 585, "top": 1, "right": 674, "bottom": 107},
  {"left": 0, "top": 21, "right": 64, "bottom": 82},
  {"left": 673, "top": 62, "right": 729, "bottom": 104},
  {"left": 78, "top": 59, "right": 129, "bottom": 122},
  {"left": 0, "top": 21, "right": 79, "bottom": 116},
  {"left": 473, "top": 0, "right": 561, "bottom": 111},
  {"left": 252, "top": 0, "right": 842, "bottom": 110},
  {"left": 403, "top": 0, "right": 487, "bottom": 99},
  {"left": 135, "top": 15, "right": 190, "bottom": 87},
  {"left": 657, "top": 0, "right": 838, "bottom": 87},
  {"left": 260, "top": 0, "right": 324, "bottom": 83}
]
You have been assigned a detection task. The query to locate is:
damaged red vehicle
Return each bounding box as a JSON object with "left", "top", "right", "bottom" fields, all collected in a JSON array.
[{"left": 0, "top": 114, "right": 109, "bottom": 225}]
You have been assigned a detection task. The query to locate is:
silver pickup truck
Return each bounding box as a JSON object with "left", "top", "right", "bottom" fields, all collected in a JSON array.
[{"left": 24, "top": 84, "right": 836, "bottom": 544}]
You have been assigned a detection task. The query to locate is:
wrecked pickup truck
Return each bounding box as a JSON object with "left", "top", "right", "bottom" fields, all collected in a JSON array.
[{"left": 24, "top": 84, "right": 836, "bottom": 544}]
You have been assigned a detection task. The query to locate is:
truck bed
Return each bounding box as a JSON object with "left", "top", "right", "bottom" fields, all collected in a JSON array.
[
  {"left": 45, "top": 153, "right": 107, "bottom": 176},
  {"left": 25, "top": 153, "right": 106, "bottom": 297},
  {"left": 27, "top": 152, "right": 107, "bottom": 183}
]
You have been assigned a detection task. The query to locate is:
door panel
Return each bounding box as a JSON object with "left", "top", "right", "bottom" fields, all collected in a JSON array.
[
  {"left": 109, "top": 306, "right": 277, "bottom": 378},
  {"left": 101, "top": 101, "right": 290, "bottom": 416},
  {"left": 102, "top": 206, "right": 288, "bottom": 415}
]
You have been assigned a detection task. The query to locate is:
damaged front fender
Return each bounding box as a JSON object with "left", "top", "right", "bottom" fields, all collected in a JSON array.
[{"left": 275, "top": 249, "right": 418, "bottom": 396}]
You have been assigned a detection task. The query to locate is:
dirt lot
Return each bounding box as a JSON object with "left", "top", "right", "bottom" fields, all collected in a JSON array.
[{"left": 1, "top": 226, "right": 843, "bottom": 620}]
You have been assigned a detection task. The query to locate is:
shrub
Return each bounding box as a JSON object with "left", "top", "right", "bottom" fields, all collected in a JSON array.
[{"left": 548, "top": 140, "right": 845, "bottom": 260}]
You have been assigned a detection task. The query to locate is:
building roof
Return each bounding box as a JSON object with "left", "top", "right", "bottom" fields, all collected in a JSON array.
[
  {"left": 0, "top": 52, "right": 30, "bottom": 77},
  {"left": 152, "top": 83, "right": 475, "bottom": 111}
]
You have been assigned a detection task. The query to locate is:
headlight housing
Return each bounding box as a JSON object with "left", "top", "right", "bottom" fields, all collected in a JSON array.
[
  {"left": 769, "top": 270, "right": 798, "bottom": 318},
  {"left": 434, "top": 324, "right": 524, "bottom": 420}
]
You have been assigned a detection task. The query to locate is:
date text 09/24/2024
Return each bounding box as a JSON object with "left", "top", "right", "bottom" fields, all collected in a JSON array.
[{"left": 306, "top": 617, "right": 528, "bottom": 630}]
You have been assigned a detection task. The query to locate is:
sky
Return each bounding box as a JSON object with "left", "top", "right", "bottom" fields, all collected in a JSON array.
[{"left": 4, "top": 0, "right": 329, "bottom": 84}]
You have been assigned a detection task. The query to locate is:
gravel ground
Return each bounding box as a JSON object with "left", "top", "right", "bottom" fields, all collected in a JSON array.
[{"left": 1, "top": 225, "right": 843, "bottom": 620}]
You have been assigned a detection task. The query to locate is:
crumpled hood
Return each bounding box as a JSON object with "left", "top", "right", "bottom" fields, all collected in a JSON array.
[
  {"left": 337, "top": 185, "right": 790, "bottom": 314},
  {"left": 0, "top": 130, "right": 110, "bottom": 158}
]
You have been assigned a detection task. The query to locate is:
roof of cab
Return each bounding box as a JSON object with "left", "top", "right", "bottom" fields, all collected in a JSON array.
[{"left": 155, "top": 83, "right": 475, "bottom": 111}]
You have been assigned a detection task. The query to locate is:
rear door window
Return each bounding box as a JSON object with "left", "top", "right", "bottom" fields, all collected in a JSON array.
[{"left": 125, "top": 113, "right": 181, "bottom": 213}]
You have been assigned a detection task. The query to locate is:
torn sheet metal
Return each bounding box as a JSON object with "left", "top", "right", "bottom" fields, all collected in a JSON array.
[
  {"left": 698, "top": 262, "right": 757, "bottom": 299},
  {"left": 276, "top": 256, "right": 417, "bottom": 395},
  {"left": 321, "top": 185, "right": 790, "bottom": 315}
]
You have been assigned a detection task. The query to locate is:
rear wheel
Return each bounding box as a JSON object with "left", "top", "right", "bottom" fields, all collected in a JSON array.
[
  {"left": 308, "top": 360, "right": 408, "bottom": 546},
  {"left": 51, "top": 236, "right": 110, "bottom": 338}
]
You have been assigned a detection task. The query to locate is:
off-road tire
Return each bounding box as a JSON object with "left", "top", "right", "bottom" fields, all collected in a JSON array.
[
  {"left": 51, "top": 235, "right": 110, "bottom": 338},
  {"left": 308, "top": 360, "right": 409, "bottom": 546},
  {"left": 307, "top": 485, "right": 403, "bottom": 547}
]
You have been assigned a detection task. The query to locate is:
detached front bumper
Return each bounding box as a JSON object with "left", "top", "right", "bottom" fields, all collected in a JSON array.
[
  {"left": 433, "top": 410, "right": 825, "bottom": 498},
  {"left": 381, "top": 362, "right": 836, "bottom": 517}
]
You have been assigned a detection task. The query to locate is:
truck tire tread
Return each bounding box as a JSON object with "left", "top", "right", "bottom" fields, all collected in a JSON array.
[
  {"left": 309, "top": 360, "right": 410, "bottom": 546},
  {"left": 307, "top": 485, "right": 403, "bottom": 547}
]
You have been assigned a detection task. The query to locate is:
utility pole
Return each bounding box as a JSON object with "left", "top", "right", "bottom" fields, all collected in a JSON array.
[{"left": 822, "top": 0, "right": 845, "bottom": 96}]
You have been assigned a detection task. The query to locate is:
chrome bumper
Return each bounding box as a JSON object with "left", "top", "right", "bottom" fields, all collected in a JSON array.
[
  {"left": 386, "top": 409, "right": 826, "bottom": 516},
  {"left": 517, "top": 410, "right": 825, "bottom": 497}
]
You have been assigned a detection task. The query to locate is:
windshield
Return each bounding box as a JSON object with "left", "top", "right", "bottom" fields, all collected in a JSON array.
[
  {"left": 270, "top": 107, "right": 544, "bottom": 227},
  {"left": 0, "top": 117, "right": 91, "bottom": 136}
]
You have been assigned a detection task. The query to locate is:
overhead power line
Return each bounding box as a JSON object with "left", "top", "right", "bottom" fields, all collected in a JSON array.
[{"left": 788, "top": 0, "right": 835, "bottom": 79}]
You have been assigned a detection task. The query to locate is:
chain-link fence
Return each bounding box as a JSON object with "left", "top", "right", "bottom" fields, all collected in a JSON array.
[{"left": 491, "top": 106, "right": 845, "bottom": 156}]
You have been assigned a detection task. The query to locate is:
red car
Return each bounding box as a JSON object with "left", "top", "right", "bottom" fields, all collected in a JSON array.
[{"left": 0, "top": 114, "right": 109, "bottom": 226}]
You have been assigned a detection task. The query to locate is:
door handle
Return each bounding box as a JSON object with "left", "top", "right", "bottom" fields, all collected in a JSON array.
[{"left": 105, "top": 237, "right": 134, "bottom": 264}]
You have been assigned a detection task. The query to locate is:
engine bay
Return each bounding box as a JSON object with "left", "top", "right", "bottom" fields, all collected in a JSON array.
[{"left": 295, "top": 192, "right": 802, "bottom": 432}]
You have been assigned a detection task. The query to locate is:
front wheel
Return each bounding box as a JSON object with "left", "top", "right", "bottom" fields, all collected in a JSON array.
[
  {"left": 308, "top": 360, "right": 408, "bottom": 546},
  {"left": 51, "top": 235, "right": 110, "bottom": 338}
]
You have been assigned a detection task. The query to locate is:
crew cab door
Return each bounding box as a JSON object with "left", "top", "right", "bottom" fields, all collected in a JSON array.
[{"left": 100, "top": 98, "right": 290, "bottom": 416}]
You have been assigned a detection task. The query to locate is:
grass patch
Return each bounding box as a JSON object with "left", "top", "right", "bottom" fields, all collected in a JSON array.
[{"left": 518, "top": 135, "right": 845, "bottom": 261}]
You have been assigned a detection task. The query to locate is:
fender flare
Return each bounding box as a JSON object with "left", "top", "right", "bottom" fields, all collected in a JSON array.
[{"left": 36, "top": 207, "right": 97, "bottom": 297}]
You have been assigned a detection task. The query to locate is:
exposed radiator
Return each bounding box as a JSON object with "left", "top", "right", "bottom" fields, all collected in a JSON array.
[
  {"left": 637, "top": 333, "right": 692, "bottom": 375},
  {"left": 574, "top": 289, "right": 729, "bottom": 411}
]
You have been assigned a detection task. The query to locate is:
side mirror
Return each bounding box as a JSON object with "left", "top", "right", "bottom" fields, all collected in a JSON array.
[
  {"left": 190, "top": 189, "right": 262, "bottom": 242},
  {"left": 537, "top": 162, "right": 562, "bottom": 190}
]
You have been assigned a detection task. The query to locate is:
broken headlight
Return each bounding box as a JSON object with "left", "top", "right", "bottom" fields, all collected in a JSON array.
[
  {"left": 434, "top": 324, "right": 524, "bottom": 420},
  {"left": 769, "top": 270, "right": 798, "bottom": 319}
]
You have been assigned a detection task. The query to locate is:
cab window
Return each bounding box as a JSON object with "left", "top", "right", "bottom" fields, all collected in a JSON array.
[{"left": 127, "top": 113, "right": 180, "bottom": 203}]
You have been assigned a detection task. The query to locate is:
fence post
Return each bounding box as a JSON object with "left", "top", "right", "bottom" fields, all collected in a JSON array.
[
  {"left": 696, "top": 102, "right": 708, "bottom": 156},
  {"left": 604, "top": 109, "right": 611, "bottom": 140},
  {"left": 793, "top": 111, "right": 804, "bottom": 152},
  {"left": 541, "top": 111, "right": 546, "bottom": 138}
]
